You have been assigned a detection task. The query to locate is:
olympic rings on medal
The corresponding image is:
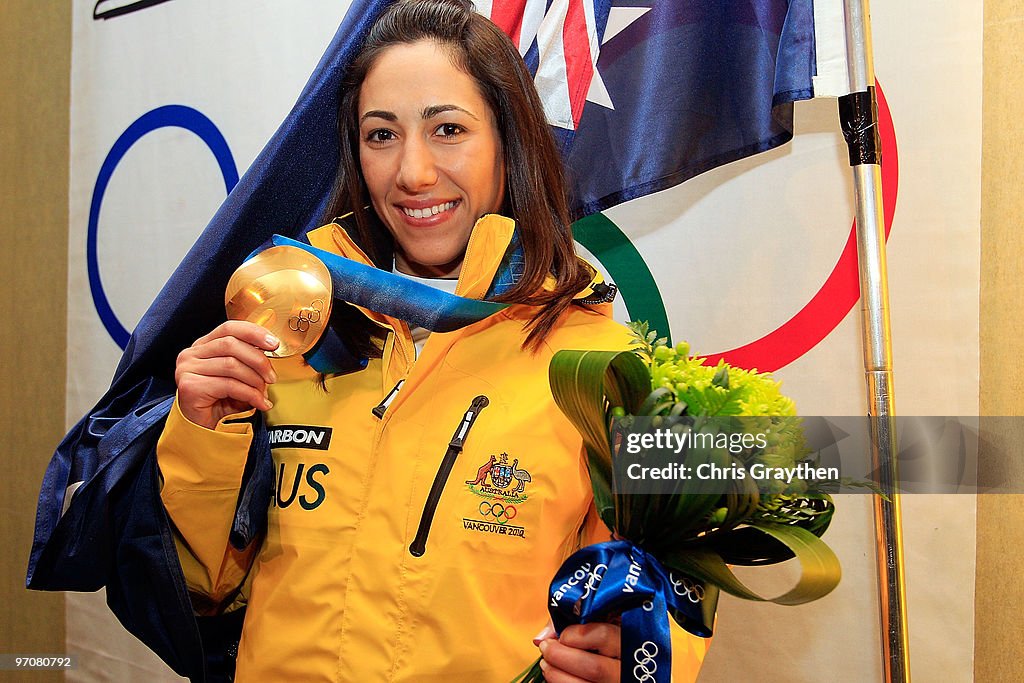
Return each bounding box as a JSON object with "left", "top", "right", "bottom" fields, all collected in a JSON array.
[
  {"left": 288, "top": 299, "right": 325, "bottom": 333},
  {"left": 633, "top": 641, "right": 659, "bottom": 682},
  {"left": 669, "top": 572, "right": 705, "bottom": 604},
  {"left": 479, "top": 501, "right": 517, "bottom": 522}
]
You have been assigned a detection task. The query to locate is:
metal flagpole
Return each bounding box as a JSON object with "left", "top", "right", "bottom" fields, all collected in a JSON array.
[{"left": 837, "top": 1, "right": 911, "bottom": 681}]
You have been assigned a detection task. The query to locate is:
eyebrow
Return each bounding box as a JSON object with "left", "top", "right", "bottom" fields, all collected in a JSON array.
[
  {"left": 360, "top": 110, "right": 397, "bottom": 124},
  {"left": 359, "top": 104, "right": 479, "bottom": 125},
  {"left": 422, "top": 104, "right": 478, "bottom": 120}
]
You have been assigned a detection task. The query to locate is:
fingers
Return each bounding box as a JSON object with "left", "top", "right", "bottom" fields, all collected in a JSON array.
[
  {"left": 533, "top": 622, "right": 556, "bottom": 646},
  {"left": 538, "top": 623, "right": 621, "bottom": 683},
  {"left": 174, "top": 322, "right": 281, "bottom": 428},
  {"left": 537, "top": 658, "right": 595, "bottom": 683},
  {"left": 557, "top": 623, "right": 622, "bottom": 659},
  {"left": 178, "top": 372, "right": 273, "bottom": 413},
  {"left": 194, "top": 320, "right": 280, "bottom": 352},
  {"left": 188, "top": 337, "right": 278, "bottom": 385},
  {"left": 178, "top": 322, "right": 279, "bottom": 386}
]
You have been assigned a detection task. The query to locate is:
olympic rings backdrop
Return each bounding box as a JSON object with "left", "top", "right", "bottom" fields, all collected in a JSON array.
[{"left": 66, "top": 2, "right": 980, "bottom": 681}]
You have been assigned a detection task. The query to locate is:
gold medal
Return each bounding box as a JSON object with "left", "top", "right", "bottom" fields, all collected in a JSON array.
[{"left": 225, "top": 245, "right": 333, "bottom": 357}]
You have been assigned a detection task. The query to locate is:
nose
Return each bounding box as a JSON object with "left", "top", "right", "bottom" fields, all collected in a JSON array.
[{"left": 396, "top": 138, "right": 438, "bottom": 192}]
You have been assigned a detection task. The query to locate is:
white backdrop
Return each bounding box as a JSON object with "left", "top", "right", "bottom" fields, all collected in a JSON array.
[{"left": 66, "top": 1, "right": 980, "bottom": 681}]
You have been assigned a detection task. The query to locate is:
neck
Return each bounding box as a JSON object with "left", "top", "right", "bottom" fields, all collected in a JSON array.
[{"left": 393, "top": 253, "right": 463, "bottom": 279}]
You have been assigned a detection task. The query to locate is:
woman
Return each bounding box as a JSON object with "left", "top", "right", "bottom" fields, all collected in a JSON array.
[{"left": 161, "top": 1, "right": 703, "bottom": 681}]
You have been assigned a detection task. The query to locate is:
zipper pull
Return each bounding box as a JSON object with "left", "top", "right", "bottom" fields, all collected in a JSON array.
[
  {"left": 372, "top": 379, "right": 405, "bottom": 418},
  {"left": 449, "top": 395, "right": 490, "bottom": 450}
]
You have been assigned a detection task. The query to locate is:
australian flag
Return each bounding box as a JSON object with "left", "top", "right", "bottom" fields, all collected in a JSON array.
[{"left": 478, "top": 0, "right": 816, "bottom": 216}]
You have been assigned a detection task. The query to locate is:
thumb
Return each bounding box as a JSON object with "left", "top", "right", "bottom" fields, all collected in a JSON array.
[{"left": 532, "top": 620, "right": 556, "bottom": 646}]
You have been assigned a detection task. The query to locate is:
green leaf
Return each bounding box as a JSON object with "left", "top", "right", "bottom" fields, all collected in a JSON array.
[
  {"left": 637, "top": 387, "right": 673, "bottom": 416},
  {"left": 549, "top": 349, "right": 652, "bottom": 532},
  {"left": 698, "top": 526, "right": 796, "bottom": 565},
  {"left": 661, "top": 524, "right": 841, "bottom": 604},
  {"left": 509, "top": 656, "right": 545, "bottom": 683}
]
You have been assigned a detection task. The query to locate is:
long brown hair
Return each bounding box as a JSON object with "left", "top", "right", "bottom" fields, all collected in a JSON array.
[{"left": 324, "top": 0, "right": 592, "bottom": 348}]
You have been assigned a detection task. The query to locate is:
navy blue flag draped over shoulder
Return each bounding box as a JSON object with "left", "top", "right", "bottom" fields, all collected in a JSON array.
[{"left": 28, "top": 1, "right": 815, "bottom": 680}]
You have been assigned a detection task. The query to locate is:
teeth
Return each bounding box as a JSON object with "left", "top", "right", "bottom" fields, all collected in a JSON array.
[{"left": 402, "top": 201, "right": 455, "bottom": 218}]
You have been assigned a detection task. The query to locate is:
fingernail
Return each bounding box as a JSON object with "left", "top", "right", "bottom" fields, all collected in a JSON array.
[
  {"left": 265, "top": 334, "right": 280, "bottom": 348},
  {"left": 538, "top": 659, "right": 549, "bottom": 672},
  {"left": 268, "top": 368, "right": 278, "bottom": 383},
  {"left": 264, "top": 399, "right": 274, "bottom": 410},
  {"left": 538, "top": 640, "right": 550, "bottom": 655},
  {"left": 532, "top": 625, "right": 555, "bottom": 646}
]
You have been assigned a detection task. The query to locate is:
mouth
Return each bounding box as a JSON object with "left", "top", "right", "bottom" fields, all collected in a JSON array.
[{"left": 399, "top": 200, "right": 459, "bottom": 219}]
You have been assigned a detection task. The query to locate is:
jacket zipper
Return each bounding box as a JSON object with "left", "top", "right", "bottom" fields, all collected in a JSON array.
[
  {"left": 409, "top": 395, "right": 489, "bottom": 557},
  {"left": 372, "top": 379, "right": 405, "bottom": 418}
]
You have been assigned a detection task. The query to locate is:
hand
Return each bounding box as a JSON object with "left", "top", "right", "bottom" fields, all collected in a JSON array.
[
  {"left": 175, "top": 321, "right": 280, "bottom": 429},
  {"left": 535, "top": 622, "right": 621, "bottom": 683}
]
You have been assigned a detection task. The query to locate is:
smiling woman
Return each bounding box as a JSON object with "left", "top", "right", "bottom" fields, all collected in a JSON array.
[
  {"left": 356, "top": 40, "right": 506, "bottom": 277},
  {"left": 326, "top": 0, "right": 599, "bottom": 349},
  {"left": 40, "top": 1, "right": 708, "bottom": 681}
]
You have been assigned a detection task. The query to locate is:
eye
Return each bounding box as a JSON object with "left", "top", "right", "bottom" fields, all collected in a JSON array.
[
  {"left": 435, "top": 123, "right": 464, "bottom": 139},
  {"left": 364, "top": 128, "right": 396, "bottom": 145}
]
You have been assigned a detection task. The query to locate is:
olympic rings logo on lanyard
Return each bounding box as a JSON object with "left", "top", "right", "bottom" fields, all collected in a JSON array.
[
  {"left": 633, "top": 641, "right": 659, "bottom": 682},
  {"left": 479, "top": 501, "right": 517, "bottom": 524},
  {"left": 669, "top": 572, "right": 705, "bottom": 604}
]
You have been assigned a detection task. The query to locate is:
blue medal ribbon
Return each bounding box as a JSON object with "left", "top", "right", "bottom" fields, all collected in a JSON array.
[
  {"left": 261, "top": 229, "right": 610, "bottom": 374},
  {"left": 270, "top": 235, "right": 515, "bottom": 374},
  {"left": 273, "top": 234, "right": 513, "bottom": 332},
  {"left": 547, "top": 541, "right": 712, "bottom": 683}
]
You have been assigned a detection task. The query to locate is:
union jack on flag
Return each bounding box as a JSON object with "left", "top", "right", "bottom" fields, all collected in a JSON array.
[{"left": 477, "top": 0, "right": 613, "bottom": 131}]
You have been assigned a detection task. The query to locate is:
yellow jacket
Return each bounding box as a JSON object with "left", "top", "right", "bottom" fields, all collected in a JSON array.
[{"left": 157, "top": 215, "right": 709, "bottom": 681}]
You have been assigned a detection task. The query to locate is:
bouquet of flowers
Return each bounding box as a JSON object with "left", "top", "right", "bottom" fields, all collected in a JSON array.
[{"left": 513, "top": 323, "right": 841, "bottom": 683}]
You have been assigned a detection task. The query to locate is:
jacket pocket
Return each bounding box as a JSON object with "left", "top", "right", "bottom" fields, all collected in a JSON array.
[{"left": 409, "top": 395, "right": 490, "bottom": 557}]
